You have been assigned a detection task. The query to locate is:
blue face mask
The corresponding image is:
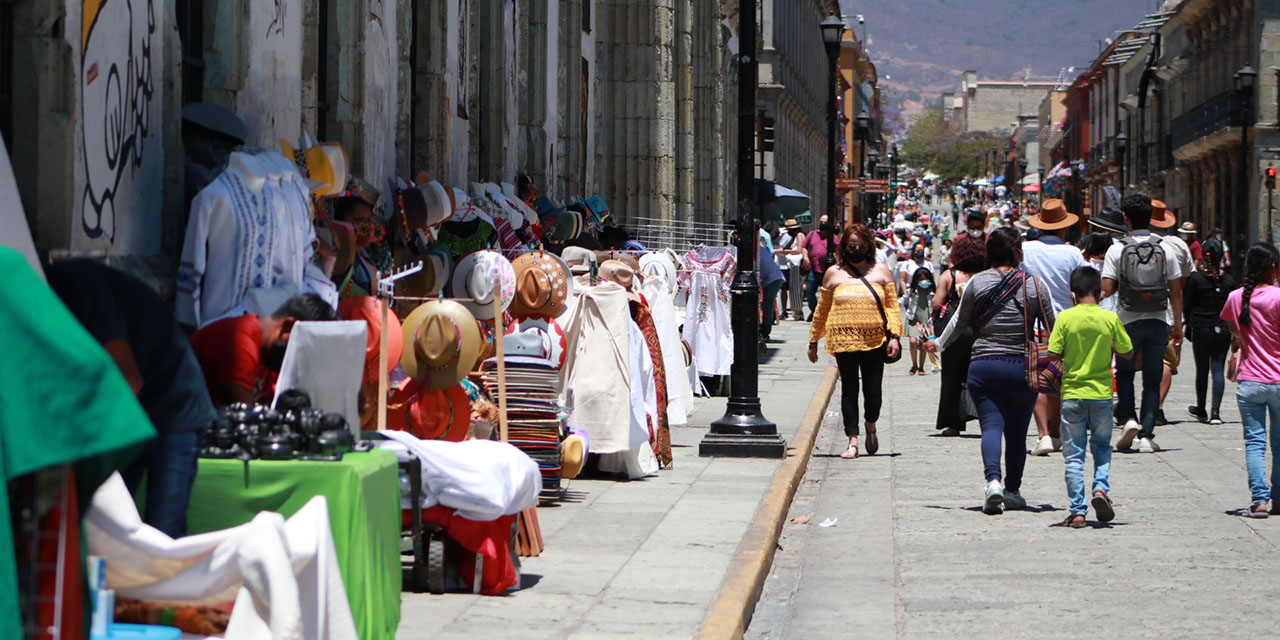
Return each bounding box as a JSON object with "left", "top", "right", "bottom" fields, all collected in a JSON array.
[{"left": 918, "top": 280, "right": 933, "bottom": 290}]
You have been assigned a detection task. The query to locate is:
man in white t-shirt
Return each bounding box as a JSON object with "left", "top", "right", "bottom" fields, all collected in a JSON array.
[
  {"left": 1101, "top": 195, "right": 1185, "bottom": 454},
  {"left": 1022, "top": 199, "right": 1089, "bottom": 455},
  {"left": 896, "top": 242, "right": 934, "bottom": 293},
  {"left": 1149, "top": 201, "right": 1195, "bottom": 428}
]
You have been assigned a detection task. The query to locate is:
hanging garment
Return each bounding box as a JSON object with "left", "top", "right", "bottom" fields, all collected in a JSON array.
[
  {"left": 558, "top": 282, "right": 634, "bottom": 455},
  {"left": 630, "top": 296, "right": 671, "bottom": 466},
  {"left": 642, "top": 274, "right": 691, "bottom": 427},
  {"left": 596, "top": 320, "right": 660, "bottom": 479},
  {"left": 679, "top": 249, "right": 737, "bottom": 376}
]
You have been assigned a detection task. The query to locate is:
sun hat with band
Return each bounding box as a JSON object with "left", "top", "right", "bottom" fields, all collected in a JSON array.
[
  {"left": 400, "top": 300, "right": 483, "bottom": 390},
  {"left": 1149, "top": 199, "right": 1176, "bottom": 228},
  {"left": 638, "top": 252, "right": 679, "bottom": 292},
  {"left": 1029, "top": 198, "right": 1079, "bottom": 230},
  {"left": 450, "top": 250, "right": 516, "bottom": 320},
  {"left": 387, "top": 383, "right": 470, "bottom": 442},
  {"left": 560, "top": 246, "right": 597, "bottom": 275},
  {"left": 281, "top": 136, "right": 349, "bottom": 197},
  {"left": 1087, "top": 206, "right": 1128, "bottom": 234},
  {"left": 399, "top": 180, "right": 453, "bottom": 233},
  {"left": 598, "top": 260, "right": 635, "bottom": 289},
  {"left": 509, "top": 252, "right": 571, "bottom": 318},
  {"left": 1177, "top": 221, "right": 1198, "bottom": 235}
]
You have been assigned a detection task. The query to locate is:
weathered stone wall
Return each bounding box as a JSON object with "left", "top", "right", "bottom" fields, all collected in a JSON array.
[{"left": 964, "top": 84, "right": 1056, "bottom": 134}]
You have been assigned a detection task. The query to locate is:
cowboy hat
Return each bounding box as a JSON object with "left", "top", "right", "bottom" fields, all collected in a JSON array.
[
  {"left": 639, "top": 252, "right": 679, "bottom": 292},
  {"left": 400, "top": 245, "right": 453, "bottom": 298},
  {"left": 560, "top": 432, "right": 586, "bottom": 479},
  {"left": 507, "top": 317, "right": 568, "bottom": 369},
  {"left": 338, "top": 296, "right": 405, "bottom": 376},
  {"left": 1029, "top": 198, "right": 1079, "bottom": 230},
  {"left": 783, "top": 218, "right": 803, "bottom": 231},
  {"left": 598, "top": 260, "right": 635, "bottom": 289},
  {"left": 509, "top": 252, "right": 571, "bottom": 318},
  {"left": 561, "top": 246, "right": 597, "bottom": 274},
  {"left": 282, "top": 136, "right": 349, "bottom": 197},
  {"left": 400, "top": 300, "right": 483, "bottom": 390},
  {"left": 1149, "top": 199, "right": 1176, "bottom": 228},
  {"left": 584, "top": 196, "right": 612, "bottom": 226},
  {"left": 387, "top": 383, "right": 470, "bottom": 442},
  {"left": 1087, "top": 206, "right": 1128, "bottom": 234},
  {"left": 399, "top": 180, "right": 452, "bottom": 232},
  {"left": 450, "top": 251, "right": 516, "bottom": 319},
  {"left": 596, "top": 251, "right": 641, "bottom": 272},
  {"left": 1177, "top": 221, "right": 1198, "bottom": 235}
]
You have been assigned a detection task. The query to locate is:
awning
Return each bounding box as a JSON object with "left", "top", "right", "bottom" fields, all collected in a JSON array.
[
  {"left": 754, "top": 179, "right": 811, "bottom": 221},
  {"left": 1023, "top": 183, "right": 1040, "bottom": 193},
  {"left": 1019, "top": 172, "right": 1041, "bottom": 185}
]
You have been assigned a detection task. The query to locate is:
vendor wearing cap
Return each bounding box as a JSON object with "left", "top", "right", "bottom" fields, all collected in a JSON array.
[
  {"left": 190, "top": 294, "right": 340, "bottom": 407},
  {"left": 329, "top": 176, "right": 384, "bottom": 299},
  {"left": 1150, "top": 200, "right": 1195, "bottom": 427}
]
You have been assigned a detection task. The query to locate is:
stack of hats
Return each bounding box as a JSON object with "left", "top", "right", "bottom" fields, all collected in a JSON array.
[{"left": 481, "top": 327, "right": 565, "bottom": 500}]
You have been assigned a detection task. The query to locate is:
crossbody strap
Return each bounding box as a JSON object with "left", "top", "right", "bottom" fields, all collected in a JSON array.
[{"left": 850, "top": 265, "right": 895, "bottom": 338}]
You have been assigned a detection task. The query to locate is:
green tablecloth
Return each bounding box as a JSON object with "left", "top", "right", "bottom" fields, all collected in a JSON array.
[{"left": 186, "top": 450, "right": 400, "bottom": 640}]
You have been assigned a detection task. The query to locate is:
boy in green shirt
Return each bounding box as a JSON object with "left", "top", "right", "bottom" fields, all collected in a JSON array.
[{"left": 1048, "top": 267, "right": 1134, "bottom": 528}]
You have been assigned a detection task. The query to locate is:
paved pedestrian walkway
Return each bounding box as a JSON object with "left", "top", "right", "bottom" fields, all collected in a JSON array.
[
  {"left": 748, "top": 353, "right": 1280, "bottom": 639},
  {"left": 397, "top": 318, "right": 827, "bottom": 639}
]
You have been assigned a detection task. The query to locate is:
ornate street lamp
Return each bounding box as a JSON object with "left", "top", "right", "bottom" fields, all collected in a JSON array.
[
  {"left": 867, "top": 147, "right": 881, "bottom": 222},
  {"left": 854, "top": 114, "right": 871, "bottom": 233},
  {"left": 1236, "top": 64, "right": 1257, "bottom": 266},
  {"left": 700, "top": 0, "right": 783, "bottom": 456},
  {"left": 821, "top": 13, "right": 845, "bottom": 269},
  {"left": 1115, "top": 132, "right": 1129, "bottom": 196}
]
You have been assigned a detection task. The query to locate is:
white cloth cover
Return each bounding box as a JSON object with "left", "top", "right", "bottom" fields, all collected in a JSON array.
[
  {"left": 597, "top": 321, "right": 660, "bottom": 479},
  {"left": 559, "top": 282, "right": 634, "bottom": 454},
  {"left": 273, "top": 321, "right": 367, "bottom": 433},
  {"left": 85, "top": 474, "right": 357, "bottom": 640},
  {"left": 376, "top": 432, "right": 541, "bottom": 520},
  {"left": 641, "top": 274, "right": 690, "bottom": 426}
]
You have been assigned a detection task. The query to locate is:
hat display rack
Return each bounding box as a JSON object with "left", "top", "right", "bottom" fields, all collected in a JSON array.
[{"left": 375, "top": 261, "right": 423, "bottom": 431}]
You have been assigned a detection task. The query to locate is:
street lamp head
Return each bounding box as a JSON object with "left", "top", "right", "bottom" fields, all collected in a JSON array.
[
  {"left": 1018, "top": 158, "right": 1028, "bottom": 170},
  {"left": 820, "top": 14, "right": 846, "bottom": 46},
  {"left": 868, "top": 148, "right": 880, "bottom": 162},
  {"left": 1116, "top": 132, "right": 1129, "bottom": 155},
  {"left": 1236, "top": 65, "right": 1258, "bottom": 91},
  {"left": 854, "top": 113, "right": 871, "bottom": 133}
]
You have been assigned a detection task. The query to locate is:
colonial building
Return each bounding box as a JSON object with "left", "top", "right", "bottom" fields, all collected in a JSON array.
[
  {"left": 839, "top": 30, "right": 880, "bottom": 225},
  {"left": 5, "top": 0, "right": 742, "bottom": 288},
  {"left": 952, "top": 71, "right": 1058, "bottom": 135}
]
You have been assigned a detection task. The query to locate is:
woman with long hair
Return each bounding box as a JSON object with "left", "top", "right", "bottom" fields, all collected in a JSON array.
[
  {"left": 1221, "top": 243, "right": 1280, "bottom": 517},
  {"left": 1185, "top": 241, "right": 1236, "bottom": 424},
  {"left": 809, "top": 224, "right": 903, "bottom": 459},
  {"left": 904, "top": 267, "right": 937, "bottom": 375},
  {"left": 932, "top": 235, "right": 987, "bottom": 435},
  {"left": 927, "top": 228, "right": 1054, "bottom": 514}
]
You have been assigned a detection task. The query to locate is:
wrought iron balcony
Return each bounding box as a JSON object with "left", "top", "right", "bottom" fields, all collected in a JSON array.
[{"left": 1171, "top": 90, "right": 1251, "bottom": 151}]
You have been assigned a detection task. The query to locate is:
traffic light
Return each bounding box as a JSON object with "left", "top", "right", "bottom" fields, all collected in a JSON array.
[
  {"left": 761, "top": 116, "right": 775, "bottom": 152},
  {"left": 1267, "top": 166, "right": 1276, "bottom": 190}
]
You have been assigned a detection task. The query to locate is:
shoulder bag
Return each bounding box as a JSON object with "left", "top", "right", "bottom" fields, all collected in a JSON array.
[
  {"left": 851, "top": 266, "right": 903, "bottom": 364},
  {"left": 1023, "top": 275, "right": 1062, "bottom": 394}
]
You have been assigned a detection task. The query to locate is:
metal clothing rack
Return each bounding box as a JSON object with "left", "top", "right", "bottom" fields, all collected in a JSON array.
[{"left": 628, "top": 217, "right": 731, "bottom": 253}]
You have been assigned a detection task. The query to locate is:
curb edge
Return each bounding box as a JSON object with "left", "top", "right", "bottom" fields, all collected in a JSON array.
[{"left": 697, "top": 363, "right": 840, "bottom": 640}]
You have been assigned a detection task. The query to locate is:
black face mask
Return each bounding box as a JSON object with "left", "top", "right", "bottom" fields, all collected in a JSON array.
[
  {"left": 820, "top": 223, "right": 834, "bottom": 234},
  {"left": 844, "top": 247, "right": 871, "bottom": 264},
  {"left": 263, "top": 341, "right": 289, "bottom": 372}
]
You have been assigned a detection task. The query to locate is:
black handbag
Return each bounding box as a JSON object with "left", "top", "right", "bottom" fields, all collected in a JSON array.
[{"left": 851, "top": 266, "right": 903, "bottom": 364}]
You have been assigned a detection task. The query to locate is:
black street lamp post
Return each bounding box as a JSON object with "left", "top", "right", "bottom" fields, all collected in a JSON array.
[
  {"left": 1115, "top": 132, "right": 1128, "bottom": 196},
  {"left": 699, "top": 0, "right": 784, "bottom": 457},
  {"left": 822, "top": 14, "right": 845, "bottom": 270},
  {"left": 1237, "top": 64, "right": 1257, "bottom": 263},
  {"left": 868, "top": 147, "right": 880, "bottom": 222},
  {"left": 889, "top": 144, "right": 899, "bottom": 213},
  {"left": 855, "top": 114, "right": 871, "bottom": 229}
]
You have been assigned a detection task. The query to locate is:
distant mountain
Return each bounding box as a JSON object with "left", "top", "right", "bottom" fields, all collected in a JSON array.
[{"left": 840, "top": 0, "right": 1158, "bottom": 117}]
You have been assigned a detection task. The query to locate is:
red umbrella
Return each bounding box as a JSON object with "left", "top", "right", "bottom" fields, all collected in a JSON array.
[{"left": 1022, "top": 183, "right": 1041, "bottom": 193}]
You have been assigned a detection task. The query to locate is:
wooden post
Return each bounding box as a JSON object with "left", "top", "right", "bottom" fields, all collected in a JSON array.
[
  {"left": 377, "top": 295, "right": 390, "bottom": 431},
  {"left": 494, "top": 294, "right": 509, "bottom": 442}
]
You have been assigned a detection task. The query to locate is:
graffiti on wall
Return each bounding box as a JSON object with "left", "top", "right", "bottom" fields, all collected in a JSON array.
[
  {"left": 73, "top": 0, "right": 164, "bottom": 251},
  {"left": 267, "top": 0, "right": 286, "bottom": 39}
]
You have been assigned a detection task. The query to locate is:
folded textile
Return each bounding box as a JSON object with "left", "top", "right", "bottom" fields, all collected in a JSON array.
[
  {"left": 85, "top": 473, "right": 357, "bottom": 640},
  {"left": 377, "top": 431, "right": 540, "bottom": 521}
]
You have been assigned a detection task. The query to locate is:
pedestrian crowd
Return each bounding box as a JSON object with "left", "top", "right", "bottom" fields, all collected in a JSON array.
[{"left": 805, "top": 191, "right": 1280, "bottom": 526}]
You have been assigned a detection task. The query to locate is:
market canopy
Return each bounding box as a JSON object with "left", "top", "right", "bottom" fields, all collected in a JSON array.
[
  {"left": 1022, "top": 183, "right": 1041, "bottom": 193},
  {"left": 755, "top": 179, "right": 810, "bottom": 221},
  {"left": 1019, "top": 172, "right": 1041, "bottom": 185}
]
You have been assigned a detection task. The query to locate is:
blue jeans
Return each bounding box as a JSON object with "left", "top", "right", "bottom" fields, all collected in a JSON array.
[
  {"left": 1237, "top": 381, "right": 1280, "bottom": 505},
  {"left": 968, "top": 356, "right": 1038, "bottom": 492},
  {"left": 122, "top": 429, "right": 203, "bottom": 538},
  {"left": 1060, "top": 398, "right": 1114, "bottom": 515},
  {"left": 1113, "top": 319, "right": 1169, "bottom": 438},
  {"left": 805, "top": 271, "right": 822, "bottom": 318},
  {"left": 761, "top": 279, "right": 785, "bottom": 340}
]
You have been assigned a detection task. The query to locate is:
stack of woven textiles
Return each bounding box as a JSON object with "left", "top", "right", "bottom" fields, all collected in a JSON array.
[{"left": 480, "top": 356, "right": 565, "bottom": 500}]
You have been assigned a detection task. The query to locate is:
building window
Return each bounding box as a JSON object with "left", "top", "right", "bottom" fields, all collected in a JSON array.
[
  {"left": 176, "top": 0, "right": 205, "bottom": 105},
  {"left": 582, "top": 0, "right": 591, "bottom": 32}
]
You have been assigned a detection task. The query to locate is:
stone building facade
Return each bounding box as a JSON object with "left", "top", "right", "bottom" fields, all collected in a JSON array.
[
  {"left": 757, "top": 0, "right": 840, "bottom": 219},
  {"left": 953, "top": 71, "right": 1058, "bottom": 135},
  {"left": 5, "top": 0, "right": 741, "bottom": 287}
]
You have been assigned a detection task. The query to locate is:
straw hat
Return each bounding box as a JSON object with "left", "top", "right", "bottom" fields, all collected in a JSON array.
[
  {"left": 450, "top": 251, "right": 516, "bottom": 320},
  {"left": 598, "top": 260, "right": 635, "bottom": 289},
  {"left": 1149, "top": 199, "right": 1176, "bottom": 228},
  {"left": 1177, "top": 221, "right": 1198, "bottom": 235},
  {"left": 400, "top": 300, "right": 482, "bottom": 389},
  {"left": 561, "top": 433, "right": 586, "bottom": 479},
  {"left": 281, "top": 136, "right": 349, "bottom": 197},
  {"left": 784, "top": 218, "right": 803, "bottom": 231},
  {"left": 399, "top": 180, "right": 453, "bottom": 232},
  {"left": 561, "top": 246, "right": 597, "bottom": 274},
  {"left": 1030, "top": 199, "right": 1079, "bottom": 230},
  {"left": 509, "top": 252, "right": 571, "bottom": 318}
]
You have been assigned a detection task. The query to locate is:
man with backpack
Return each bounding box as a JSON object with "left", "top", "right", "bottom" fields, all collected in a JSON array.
[{"left": 1101, "top": 194, "right": 1185, "bottom": 453}]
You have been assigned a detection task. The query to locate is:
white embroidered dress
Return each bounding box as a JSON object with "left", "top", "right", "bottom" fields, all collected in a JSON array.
[{"left": 679, "top": 249, "right": 736, "bottom": 377}]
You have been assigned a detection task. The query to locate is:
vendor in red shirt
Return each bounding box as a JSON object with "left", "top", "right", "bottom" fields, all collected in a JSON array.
[{"left": 190, "top": 294, "right": 339, "bottom": 406}]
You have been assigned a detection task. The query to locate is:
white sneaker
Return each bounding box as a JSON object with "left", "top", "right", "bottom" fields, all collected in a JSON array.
[
  {"left": 1116, "top": 420, "right": 1140, "bottom": 450},
  {"left": 1137, "top": 437, "right": 1160, "bottom": 453},
  {"left": 1030, "top": 435, "right": 1054, "bottom": 456},
  {"left": 1052, "top": 437, "right": 1063, "bottom": 452}
]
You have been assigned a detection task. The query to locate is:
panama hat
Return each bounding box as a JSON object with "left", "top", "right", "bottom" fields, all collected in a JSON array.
[
  {"left": 639, "top": 252, "right": 679, "bottom": 292},
  {"left": 783, "top": 218, "right": 803, "bottom": 231},
  {"left": 1177, "top": 221, "right": 1198, "bottom": 235},
  {"left": 598, "top": 260, "right": 635, "bottom": 289},
  {"left": 1087, "top": 206, "right": 1129, "bottom": 234},
  {"left": 1149, "top": 199, "right": 1176, "bottom": 228},
  {"left": 450, "top": 251, "right": 516, "bottom": 320},
  {"left": 1030, "top": 199, "right": 1078, "bottom": 230},
  {"left": 400, "top": 300, "right": 482, "bottom": 390},
  {"left": 561, "top": 246, "right": 597, "bottom": 275},
  {"left": 399, "top": 180, "right": 453, "bottom": 232}
]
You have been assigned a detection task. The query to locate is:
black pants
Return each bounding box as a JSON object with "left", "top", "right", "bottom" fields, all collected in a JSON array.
[
  {"left": 1192, "top": 325, "right": 1232, "bottom": 415},
  {"left": 935, "top": 334, "right": 974, "bottom": 431},
  {"left": 835, "top": 347, "right": 886, "bottom": 436}
]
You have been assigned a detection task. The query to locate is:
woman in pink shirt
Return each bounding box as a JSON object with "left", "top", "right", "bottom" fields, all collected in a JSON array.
[{"left": 1221, "top": 243, "right": 1280, "bottom": 517}]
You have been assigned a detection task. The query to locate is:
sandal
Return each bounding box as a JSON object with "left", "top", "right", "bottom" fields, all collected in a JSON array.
[
  {"left": 1243, "top": 504, "right": 1270, "bottom": 519},
  {"left": 1063, "top": 514, "right": 1087, "bottom": 529},
  {"left": 1091, "top": 491, "right": 1115, "bottom": 523},
  {"left": 909, "top": 366, "right": 919, "bottom": 375},
  {"left": 864, "top": 426, "right": 879, "bottom": 456},
  {"left": 840, "top": 437, "right": 859, "bottom": 459}
]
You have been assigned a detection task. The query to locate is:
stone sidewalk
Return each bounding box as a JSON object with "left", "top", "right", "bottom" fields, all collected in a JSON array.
[
  {"left": 748, "top": 350, "right": 1280, "bottom": 639},
  {"left": 397, "top": 318, "right": 828, "bottom": 639}
]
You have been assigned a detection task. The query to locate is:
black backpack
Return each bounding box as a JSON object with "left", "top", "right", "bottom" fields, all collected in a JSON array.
[{"left": 1117, "top": 236, "right": 1168, "bottom": 313}]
